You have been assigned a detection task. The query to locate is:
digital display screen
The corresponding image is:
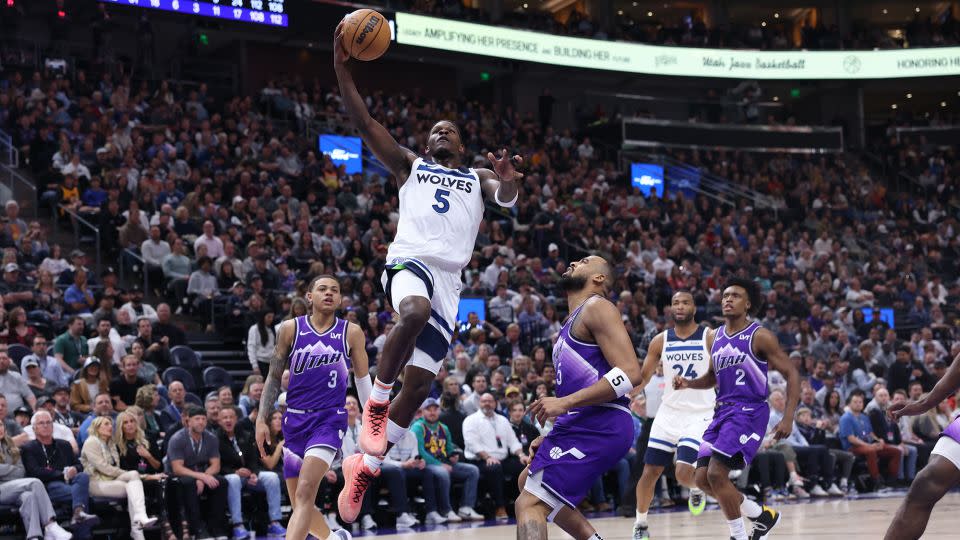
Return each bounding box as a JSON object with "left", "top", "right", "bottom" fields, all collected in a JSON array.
[
  {"left": 98, "top": 0, "right": 288, "bottom": 27},
  {"left": 862, "top": 307, "right": 896, "bottom": 329},
  {"left": 457, "top": 297, "right": 486, "bottom": 326},
  {"left": 319, "top": 135, "right": 363, "bottom": 175},
  {"left": 630, "top": 163, "right": 664, "bottom": 198}
]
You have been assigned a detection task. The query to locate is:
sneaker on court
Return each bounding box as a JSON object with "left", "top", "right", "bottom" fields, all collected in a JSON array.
[
  {"left": 231, "top": 524, "right": 250, "bottom": 540},
  {"left": 360, "top": 515, "right": 378, "bottom": 530},
  {"left": 266, "top": 522, "right": 287, "bottom": 536},
  {"left": 396, "top": 513, "right": 418, "bottom": 528},
  {"left": 425, "top": 511, "right": 448, "bottom": 525},
  {"left": 632, "top": 523, "right": 650, "bottom": 540},
  {"left": 445, "top": 510, "right": 463, "bottom": 523},
  {"left": 827, "top": 483, "right": 844, "bottom": 497},
  {"left": 748, "top": 506, "right": 781, "bottom": 540},
  {"left": 358, "top": 398, "right": 390, "bottom": 456},
  {"left": 326, "top": 512, "right": 341, "bottom": 531},
  {"left": 688, "top": 488, "right": 707, "bottom": 516},
  {"left": 333, "top": 529, "right": 353, "bottom": 540},
  {"left": 458, "top": 507, "right": 484, "bottom": 521},
  {"left": 809, "top": 484, "right": 828, "bottom": 497},
  {"left": 337, "top": 454, "right": 381, "bottom": 523}
]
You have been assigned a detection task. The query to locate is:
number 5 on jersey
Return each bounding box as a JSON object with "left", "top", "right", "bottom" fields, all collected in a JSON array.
[{"left": 432, "top": 189, "right": 450, "bottom": 213}]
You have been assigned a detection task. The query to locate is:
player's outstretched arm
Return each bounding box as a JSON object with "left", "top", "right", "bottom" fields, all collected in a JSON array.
[
  {"left": 891, "top": 351, "right": 960, "bottom": 420},
  {"left": 347, "top": 321, "right": 372, "bottom": 405},
  {"left": 633, "top": 332, "right": 664, "bottom": 392},
  {"left": 256, "top": 319, "right": 294, "bottom": 459},
  {"left": 478, "top": 149, "right": 522, "bottom": 208},
  {"left": 528, "top": 299, "right": 641, "bottom": 422},
  {"left": 759, "top": 328, "right": 800, "bottom": 440},
  {"left": 333, "top": 21, "right": 416, "bottom": 181}
]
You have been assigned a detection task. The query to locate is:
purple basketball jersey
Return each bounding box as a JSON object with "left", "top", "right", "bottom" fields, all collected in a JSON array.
[
  {"left": 712, "top": 321, "right": 767, "bottom": 404},
  {"left": 944, "top": 416, "right": 960, "bottom": 445},
  {"left": 286, "top": 316, "right": 350, "bottom": 411},
  {"left": 552, "top": 297, "right": 630, "bottom": 412}
]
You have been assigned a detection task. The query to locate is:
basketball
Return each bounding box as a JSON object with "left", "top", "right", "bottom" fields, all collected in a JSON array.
[{"left": 343, "top": 9, "right": 390, "bottom": 61}]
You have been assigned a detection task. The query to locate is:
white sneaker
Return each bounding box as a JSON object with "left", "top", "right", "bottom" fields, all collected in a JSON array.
[
  {"left": 458, "top": 506, "right": 484, "bottom": 521},
  {"left": 333, "top": 530, "right": 353, "bottom": 540},
  {"left": 728, "top": 469, "right": 743, "bottom": 480},
  {"left": 135, "top": 516, "right": 159, "bottom": 529},
  {"left": 326, "top": 511, "right": 342, "bottom": 531},
  {"left": 809, "top": 485, "right": 828, "bottom": 497},
  {"left": 396, "top": 513, "right": 419, "bottom": 528},
  {"left": 360, "top": 515, "right": 378, "bottom": 530},
  {"left": 445, "top": 510, "right": 463, "bottom": 523},
  {"left": 425, "top": 511, "right": 448, "bottom": 525},
  {"left": 44, "top": 522, "right": 72, "bottom": 540},
  {"left": 827, "top": 483, "right": 844, "bottom": 497}
]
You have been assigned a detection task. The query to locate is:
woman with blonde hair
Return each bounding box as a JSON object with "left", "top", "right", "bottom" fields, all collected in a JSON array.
[
  {"left": 113, "top": 410, "right": 164, "bottom": 475},
  {"left": 238, "top": 374, "right": 264, "bottom": 417},
  {"left": 80, "top": 416, "right": 158, "bottom": 540},
  {"left": 0, "top": 421, "right": 72, "bottom": 540}
]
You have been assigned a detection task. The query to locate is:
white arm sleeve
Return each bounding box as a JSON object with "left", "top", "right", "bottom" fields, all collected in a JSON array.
[{"left": 355, "top": 374, "right": 372, "bottom": 406}]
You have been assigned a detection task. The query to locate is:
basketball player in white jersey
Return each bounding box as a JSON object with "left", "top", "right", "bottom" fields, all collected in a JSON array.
[
  {"left": 632, "top": 291, "right": 716, "bottom": 540},
  {"left": 333, "top": 22, "right": 522, "bottom": 523}
]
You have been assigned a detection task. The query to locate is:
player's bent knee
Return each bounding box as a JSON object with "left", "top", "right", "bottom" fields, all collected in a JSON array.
[{"left": 397, "top": 297, "right": 431, "bottom": 327}]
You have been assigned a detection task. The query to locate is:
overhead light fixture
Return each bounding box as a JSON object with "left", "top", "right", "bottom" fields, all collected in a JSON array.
[
  {"left": 942, "top": 101, "right": 948, "bottom": 107},
  {"left": 891, "top": 104, "right": 898, "bottom": 109},
  {"left": 761, "top": 21, "right": 767, "bottom": 27},
  {"left": 522, "top": 3, "right": 527, "bottom": 7},
  {"left": 772, "top": 96, "right": 779, "bottom": 101},
  {"left": 882, "top": 8, "right": 888, "bottom": 14},
  {"left": 632, "top": 1, "right": 637, "bottom": 6},
  {"left": 647, "top": 11, "right": 653, "bottom": 17},
  {"left": 774, "top": 12, "right": 779, "bottom": 18},
  {"left": 915, "top": 6, "right": 920, "bottom": 12},
  {"left": 907, "top": 93, "right": 912, "bottom": 99},
  {"left": 618, "top": 10, "right": 623, "bottom": 15}
]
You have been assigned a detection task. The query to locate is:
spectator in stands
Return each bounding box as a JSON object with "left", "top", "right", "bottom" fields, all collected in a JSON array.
[
  {"left": 22, "top": 357, "right": 57, "bottom": 399},
  {"left": 194, "top": 221, "right": 224, "bottom": 259},
  {"left": 119, "top": 287, "right": 158, "bottom": 325},
  {"left": 80, "top": 415, "right": 158, "bottom": 540},
  {"left": 0, "top": 395, "right": 28, "bottom": 445},
  {"left": 218, "top": 405, "right": 286, "bottom": 538},
  {"left": 839, "top": 390, "right": 901, "bottom": 490},
  {"left": 110, "top": 355, "right": 146, "bottom": 412},
  {"left": 461, "top": 373, "right": 488, "bottom": 416},
  {"left": 134, "top": 386, "right": 163, "bottom": 442},
  {"left": 0, "top": 343, "right": 36, "bottom": 411},
  {"left": 78, "top": 393, "right": 115, "bottom": 446},
  {"left": 140, "top": 226, "right": 170, "bottom": 294},
  {"left": 204, "top": 395, "right": 222, "bottom": 433},
  {"left": 495, "top": 323, "right": 524, "bottom": 360},
  {"left": 868, "top": 386, "right": 917, "bottom": 484},
  {"left": 159, "top": 380, "right": 186, "bottom": 433},
  {"left": 507, "top": 400, "right": 541, "bottom": 454},
  {"left": 186, "top": 256, "right": 217, "bottom": 316},
  {"left": 69, "top": 357, "right": 106, "bottom": 414},
  {"left": 247, "top": 311, "right": 275, "bottom": 376},
  {"left": 22, "top": 336, "right": 71, "bottom": 389},
  {"left": 53, "top": 316, "right": 87, "bottom": 373},
  {"left": 462, "top": 393, "right": 528, "bottom": 520},
  {"left": 22, "top": 411, "right": 99, "bottom": 528},
  {"left": 237, "top": 375, "right": 263, "bottom": 417},
  {"left": 114, "top": 409, "right": 164, "bottom": 475},
  {"left": 86, "top": 317, "right": 125, "bottom": 366},
  {"left": 3, "top": 306, "right": 37, "bottom": 346},
  {"left": 152, "top": 303, "right": 185, "bottom": 347},
  {"left": 411, "top": 397, "right": 482, "bottom": 524},
  {"left": 161, "top": 238, "right": 191, "bottom": 309},
  {"left": 0, "top": 263, "right": 34, "bottom": 311},
  {"left": 166, "top": 406, "right": 228, "bottom": 540},
  {"left": 0, "top": 420, "right": 73, "bottom": 540}
]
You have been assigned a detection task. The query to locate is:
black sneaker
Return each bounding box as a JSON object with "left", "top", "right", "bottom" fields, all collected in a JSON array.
[
  {"left": 632, "top": 523, "right": 650, "bottom": 540},
  {"left": 749, "top": 506, "right": 781, "bottom": 540}
]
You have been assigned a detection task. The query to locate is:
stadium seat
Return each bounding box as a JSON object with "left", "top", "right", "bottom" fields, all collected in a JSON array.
[
  {"left": 162, "top": 367, "right": 197, "bottom": 393},
  {"left": 7, "top": 343, "right": 30, "bottom": 368},
  {"left": 170, "top": 345, "right": 201, "bottom": 370},
  {"left": 184, "top": 392, "right": 203, "bottom": 406},
  {"left": 202, "top": 366, "right": 234, "bottom": 394}
]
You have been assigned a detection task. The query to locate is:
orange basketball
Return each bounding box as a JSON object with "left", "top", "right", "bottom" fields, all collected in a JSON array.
[{"left": 343, "top": 9, "right": 390, "bottom": 62}]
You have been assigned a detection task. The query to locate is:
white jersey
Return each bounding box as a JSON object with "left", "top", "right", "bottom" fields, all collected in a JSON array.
[
  {"left": 659, "top": 325, "right": 716, "bottom": 413},
  {"left": 387, "top": 157, "right": 485, "bottom": 273}
]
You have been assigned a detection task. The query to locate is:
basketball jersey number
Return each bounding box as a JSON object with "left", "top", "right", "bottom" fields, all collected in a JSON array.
[
  {"left": 328, "top": 371, "right": 338, "bottom": 388},
  {"left": 432, "top": 189, "right": 450, "bottom": 213},
  {"left": 672, "top": 363, "right": 698, "bottom": 379},
  {"left": 556, "top": 367, "right": 562, "bottom": 385},
  {"left": 734, "top": 369, "right": 746, "bottom": 385}
]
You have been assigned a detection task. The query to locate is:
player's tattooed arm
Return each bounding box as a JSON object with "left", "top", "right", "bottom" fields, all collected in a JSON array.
[
  {"left": 255, "top": 319, "right": 294, "bottom": 458},
  {"left": 757, "top": 327, "right": 800, "bottom": 440},
  {"left": 479, "top": 148, "right": 523, "bottom": 206},
  {"left": 333, "top": 21, "right": 416, "bottom": 181}
]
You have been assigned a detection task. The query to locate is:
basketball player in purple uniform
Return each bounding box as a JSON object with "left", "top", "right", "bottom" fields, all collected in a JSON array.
[
  {"left": 515, "top": 255, "right": 643, "bottom": 540},
  {"left": 884, "top": 351, "right": 960, "bottom": 540},
  {"left": 255, "top": 275, "right": 370, "bottom": 540},
  {"left": 674, "top": 278, "right": 799, "bottom": 540}
]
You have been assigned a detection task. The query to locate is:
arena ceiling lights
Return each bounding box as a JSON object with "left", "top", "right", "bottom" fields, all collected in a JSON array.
[{"left": 395, "top": 13, "right": 960, "bottom": 79}]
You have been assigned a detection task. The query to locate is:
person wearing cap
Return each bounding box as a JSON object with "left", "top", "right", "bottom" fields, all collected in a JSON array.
[
  {"left": 69, "top": 357, "right": 108, "bottom": 414},
  {"left": 0, "top": 343, "right": 36, "bottom": 412},
  {"left": 50, "top": 385, "right": 84, "bottom": 437},
  {"left": 410, "top": 397, "right": 482, "bottom": 524},
  {"left": 22, "top": 355, "right": 57, "bottom": 400},
  {"left": 119, "top": 285, "right": 159, "bottom": 324},
  {"left": 167, "top": 405, "right": 229, "bottom": 539},
  {"left": 0, "top": 261, "right": 34, "bottom": 310}
]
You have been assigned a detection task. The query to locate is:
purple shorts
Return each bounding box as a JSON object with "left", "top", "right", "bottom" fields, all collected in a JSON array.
[
  {"left": 697, "top": 402, "right": 770, "bottom": 468},
  {"left": 528, "top": 405, "right": 634, "bottom": 508},
  {"left": 944, "top": 416, "right": 960, "bottom": 444},
  {"left": 281, "top": 406, "right": 347, "bottom": 479}
]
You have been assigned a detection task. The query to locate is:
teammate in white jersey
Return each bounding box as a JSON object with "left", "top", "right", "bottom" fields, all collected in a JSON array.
[
  {"left": 333, "top": 22, "right": 523, "bottom": 523},
  {"left": 632, "top": 291, "right": 716, "bottom": 540}
]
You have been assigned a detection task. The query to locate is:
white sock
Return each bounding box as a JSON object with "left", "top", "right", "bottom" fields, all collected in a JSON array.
[
  {"left": 740, "top": 495, "right": 762, "bottom": 520},
  {"left": 727, "top": 518, "right": 748, "bottom": 540},
  {"left": 363, "top": 454, "right": 383, "bottom": 471},
  {"left": 326, "top": 532, "right": 339, "bottom": 540},
  {"left": 635, "top": 511, "right": 648, "bottom": 526},
  {"left": 370, "top": 379, "right": 394, "bottom": 402},
  {"left": 386, "top": 419, "right": 409, "bottom": 444},
  {"left": 589, "top": 534, "right": 603, "bottom": 540}
]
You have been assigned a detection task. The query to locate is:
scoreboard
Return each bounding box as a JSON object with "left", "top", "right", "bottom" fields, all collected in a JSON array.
[{"left": 98, "top": 0, "right": 288, "bottom": 27}]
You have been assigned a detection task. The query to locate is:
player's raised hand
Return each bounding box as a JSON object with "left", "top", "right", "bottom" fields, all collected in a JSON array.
[
  {"left": 771, "top": 417, "right": 792, "bottom": 441},
  {"left": 487, "top": 148, "right": 523, "bottom": 182},
  {"left": 255, "top": 416, "right": 270, "bottom": 460},
  {"left": 333, "top": 20, "right": 350, "bottom": 65},
  {"left": 528, "top": 435, "right": 544, "bottom": 459},
  {"left": 672, "top": 375, "right": 689, "bottom": 390},
  {"left": 888, "top": 399, "right": 928, "bottom": 421},
  {"left": 529, "top": 396, "right": 568, "bottom": 424}
]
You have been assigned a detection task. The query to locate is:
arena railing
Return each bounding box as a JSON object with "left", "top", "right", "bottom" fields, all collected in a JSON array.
[
  {"left": 120, "top": 248, "right": 150, "bottom": 297},
  {"left": 52, "top": 204, "right": 102, "bottom": 275}
]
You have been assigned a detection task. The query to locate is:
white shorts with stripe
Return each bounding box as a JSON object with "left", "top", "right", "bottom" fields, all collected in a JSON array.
[
  {"left": 645, "top": 404, "right": 714, "bottom": 466},
  {"left": 381, "top": 256, "right": 461, "bottom": 375}
]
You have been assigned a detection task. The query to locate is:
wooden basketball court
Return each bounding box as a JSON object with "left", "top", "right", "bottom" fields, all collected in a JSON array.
[{"left": 363, "top": 492, "right": 960, "bottom": 539}]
